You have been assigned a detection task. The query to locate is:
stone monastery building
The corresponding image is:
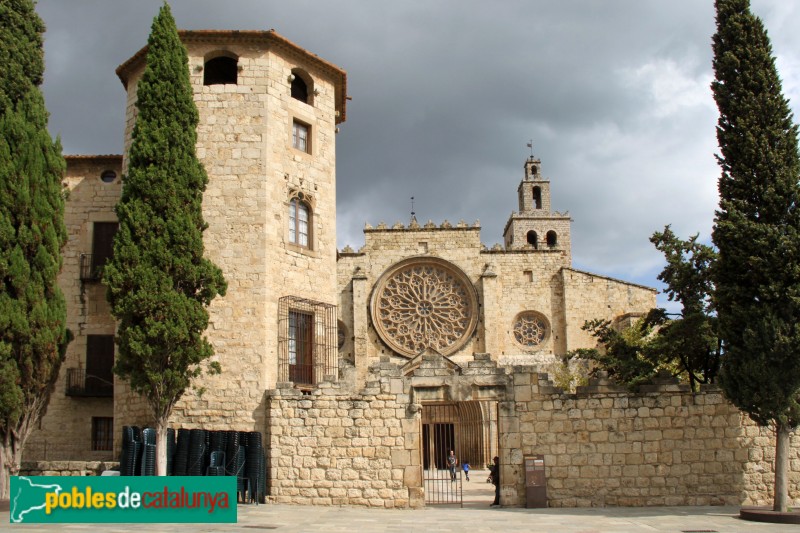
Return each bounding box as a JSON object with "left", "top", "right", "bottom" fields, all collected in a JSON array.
[{"left": 29, "top": 29, "right": 800, "bottom": 508}]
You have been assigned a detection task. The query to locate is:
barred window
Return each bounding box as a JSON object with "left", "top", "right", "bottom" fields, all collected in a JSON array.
[
  {"left": 92, "top": 417, "right": 113, "bottom": 451},
  {"left": 278, "top": 296, "right": 337, "bottom": 388},
  {"left": 289, "top": 310, "right": 313, "bottom": 384}
]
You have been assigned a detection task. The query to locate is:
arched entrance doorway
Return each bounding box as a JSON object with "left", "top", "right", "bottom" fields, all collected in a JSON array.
[{"left": 421, "top": 400, "right": 498, "bottom": 507}]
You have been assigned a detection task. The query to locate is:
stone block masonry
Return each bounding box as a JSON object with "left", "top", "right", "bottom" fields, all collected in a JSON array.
[
  {"left": 501, "top": 372, "right": 800, "bottom": 507},
  {"left": 265, "top": 379, "right": 423, "bottom": 508},
  {"left": 265, "top": 356, "right": 800, "bottom": 509}
]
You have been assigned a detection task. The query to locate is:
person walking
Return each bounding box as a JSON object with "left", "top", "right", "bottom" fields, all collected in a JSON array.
[
  {"left": 462, "top": 460, "right": 470, "bottom": 481},
  {"left": 489, "top": 456, "right": 500, "bottom": 506},
  {"left": 447, "top": 450, "right": 458, "bottom": 482}
]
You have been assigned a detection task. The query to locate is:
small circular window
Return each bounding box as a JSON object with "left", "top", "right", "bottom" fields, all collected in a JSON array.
[
  {"left": 100, "top": 170, "right": 117, "bottom": 183},
  {"left": 513, "top": 311, "right": 549, "bottom": 347}
]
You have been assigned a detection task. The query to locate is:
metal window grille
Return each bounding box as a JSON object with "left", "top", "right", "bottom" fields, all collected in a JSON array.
[
  {"left": 65, "top": 368, "right": 114, "bottom": 397},
  {"left": 278, "top": 296, "right": 337, "bottom": 386},
  {"left": 91, "top": 417, "right": 114, "bottom": 451},
  {"left": 79, "top": 254, "right": 101, "bottom": 281}
]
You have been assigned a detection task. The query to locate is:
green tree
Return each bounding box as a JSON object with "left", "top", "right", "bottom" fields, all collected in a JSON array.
[
  {"left": 574, "top": 228, "right": 719, "bottom": 392},
  {"left": 648, "top": 226, "right": 720, "bottom": 392},
  {"left": 104, "top": 3, "right": 227, "bottom": 476},
  {"left": 0, "top": 0, "right": 70, "bottom": 500},
  {"left": 572, "top": 316, "right": 662, "bottom": 390},
  {"left": 711, "top": 0, "right": 800, "bottom": 512}
]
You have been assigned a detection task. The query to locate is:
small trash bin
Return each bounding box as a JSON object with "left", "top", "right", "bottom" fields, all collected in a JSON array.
[{"left": 524, "top": 455, "right": 547, "bottom": 508}]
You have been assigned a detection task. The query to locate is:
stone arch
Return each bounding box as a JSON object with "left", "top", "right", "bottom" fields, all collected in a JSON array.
[
  {"left": 203, "top": 51, "right": 238, "bottom": 85},
  {"left": 290, "top": 68, "right": 314, "bottom": 105},
  {"left": 546, "top": 230, "right": 557, "bottom": 247},
  {"left": 526, "top": 230, "right": 538, "bottom": 248}
]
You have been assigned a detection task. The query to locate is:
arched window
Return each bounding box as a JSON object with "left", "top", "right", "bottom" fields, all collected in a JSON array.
[
  {"left": 290, "top": 69, "right": 314, "bottom": 104},
  {"left": 526, "top": 230, "right": 538, "bottom": 249},
  {"left": 204, "top": 54, "right": 238, "bottom": 85},
  {"left": 289, "top": 196, "right": 311, "bottom": 248},
  {"left": 533, "top": 186, "right": 542, "bottom": 209},
  {"left": 546, "top": 231, "right": 558, "bottom": 248},
  {"left": 291, "top": 76, "right": 308, "bottom": 103}
]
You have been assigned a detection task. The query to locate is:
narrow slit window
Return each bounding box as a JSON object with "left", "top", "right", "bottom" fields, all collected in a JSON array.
[{"left": 289, "top": 197, "right": 311, "bottom": 249}]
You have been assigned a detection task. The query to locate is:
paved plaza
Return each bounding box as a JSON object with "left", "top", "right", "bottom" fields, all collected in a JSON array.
[
  {"left": 0, "top": 472, "right": 793, "bottom": 533},
  {"left": 3, "top": 502, "right": 796, "bottom": 533},
  {"left": 2, "top": 469, "right": 794, "bottom": 533}
]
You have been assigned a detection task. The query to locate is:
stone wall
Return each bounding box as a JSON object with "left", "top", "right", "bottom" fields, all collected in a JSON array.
[
  {"left": 561, "top": 268, "right": 657, "bottom": 352},
  {"left": 20, "top": 461, "right": 119, "bottom": 477},
  {"left": 265, "top": 379, "right": 423, "bottom": 508},
  {"left": 25, "top": 156, "right": 121, "bottom": 461},
  {"left": 501, "top": 372, "right": 800, "bottom": 507}
]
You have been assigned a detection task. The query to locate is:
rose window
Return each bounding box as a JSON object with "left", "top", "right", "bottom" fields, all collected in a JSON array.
[
  {"left": 370, "top": 258, "right": 478, "bottom": 357},
  {"left": 513, "top": 312, "right": 549, "bottom": 347}
]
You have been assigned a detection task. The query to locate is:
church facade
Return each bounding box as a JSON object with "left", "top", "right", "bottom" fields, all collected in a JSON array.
[{"left": 29, "top": 29, "right": 794, "bottom": 509}]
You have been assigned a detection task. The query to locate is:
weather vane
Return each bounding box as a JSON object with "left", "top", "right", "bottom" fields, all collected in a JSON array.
[
  {"left": 527, "top": 140, "right": 534, "bottom": 158},
  {"left": 410, "top": 196, "right": 415, "bottom": 218}
]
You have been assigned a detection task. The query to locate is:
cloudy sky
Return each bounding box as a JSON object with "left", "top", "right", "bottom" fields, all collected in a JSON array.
[{"left": 36, "top": 1, "right": 800, "bottom": 310}]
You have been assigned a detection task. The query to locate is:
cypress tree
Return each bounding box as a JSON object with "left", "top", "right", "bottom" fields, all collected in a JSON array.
[
  {"left": 0, "top": 0, "right": 69, "bottom": 500},
  {"left": 104, "top": 3, "right": 227, "bottom": 476},
  {"left": 711, "top": 0, "right": 800, "bottom": 512}
]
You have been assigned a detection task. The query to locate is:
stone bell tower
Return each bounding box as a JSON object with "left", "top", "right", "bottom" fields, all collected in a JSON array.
[{"left": 503, "top": 156, "right": 572, "bottom": 263}]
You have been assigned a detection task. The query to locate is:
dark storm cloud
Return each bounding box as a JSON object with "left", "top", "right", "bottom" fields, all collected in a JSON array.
[{"left": 36, "top": 0, "right": 800, "bottom": 309}]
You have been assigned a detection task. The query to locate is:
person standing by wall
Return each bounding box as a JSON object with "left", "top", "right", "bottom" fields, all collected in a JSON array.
[{"left": 489, "top": 456, "right": 500, "bottom": 506}]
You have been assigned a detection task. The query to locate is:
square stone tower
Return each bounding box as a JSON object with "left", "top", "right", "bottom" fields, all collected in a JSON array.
[
  {"left": 503, "top": 157, "right": 572, "bottom": 263},
  {"left": 114, "top": 30, "right": 347, "bottom": 431}
]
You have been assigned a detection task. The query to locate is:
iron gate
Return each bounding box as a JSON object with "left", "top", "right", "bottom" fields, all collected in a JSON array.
[{"left": 421, "top": 401, "right": 498, "bottom": 506}]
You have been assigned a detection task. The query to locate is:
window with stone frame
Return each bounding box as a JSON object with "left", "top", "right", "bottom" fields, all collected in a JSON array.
[
  {"left": 288, "top": 195, "right": 311, "bottom": 248},
  {"left": 292, "top": 120, "right": 310, "bottom": 153},
  {"left": 91, "top": 417, "right": 113, "bottom": 451},
  {"left": 278, "top": 296, "right": 337, "bottom": 388}
]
